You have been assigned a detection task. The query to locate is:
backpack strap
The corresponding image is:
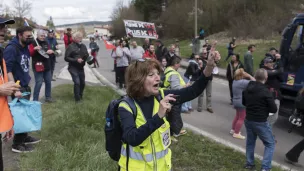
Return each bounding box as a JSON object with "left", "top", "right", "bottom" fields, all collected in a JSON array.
[{"left": 120, "top": 96, "right": 136, "bottom": 171}]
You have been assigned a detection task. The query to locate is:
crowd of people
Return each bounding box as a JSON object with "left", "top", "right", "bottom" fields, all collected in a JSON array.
[{"left": 0, "top": 14, "right": 303, "bottom": 171}]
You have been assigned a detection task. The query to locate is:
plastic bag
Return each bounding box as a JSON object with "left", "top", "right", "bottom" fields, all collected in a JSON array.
[{"left": 9, "top": 92, "right": 42, "bottom": 134}]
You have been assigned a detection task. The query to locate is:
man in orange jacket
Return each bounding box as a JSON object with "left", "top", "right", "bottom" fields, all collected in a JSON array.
[{"left": 0, "top": 17, "right": 20, "bottom": 171}]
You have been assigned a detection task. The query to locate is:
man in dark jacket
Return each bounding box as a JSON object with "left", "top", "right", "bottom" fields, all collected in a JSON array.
[
  {"left": 4, "top": 26, "right": 41, "bottom": 153},
  {"left": 155, "top": 39, "right": 168, "bottom": 62},
  {"left": 164, "top": 44, "right": 178, "bottom": 66},
  {"left": 259, "top": 47, "right": 281, "bottom": 69},
  {"left": 64, "top": 31, "right": 89, "bottom": 102},
  {"left": 262, "top": 57, "right": 283, "bottom": 127},
  {"left": 242, "top": 68, "right": 277, "bottom": 171}
]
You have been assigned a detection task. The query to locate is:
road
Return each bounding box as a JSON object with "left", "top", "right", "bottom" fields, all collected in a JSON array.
[{"left": 89, "top": 40, "right": 304, "bottom": 169}]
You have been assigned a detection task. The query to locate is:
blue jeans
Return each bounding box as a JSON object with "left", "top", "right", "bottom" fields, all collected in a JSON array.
[
  {"left": 182, "top": 76, "right": 192, "bottom": 112},
  {"left": 245, "top": 120, "right": 275, "bottom": 170},
  {"left": 33, "top": 69, "right": 52, "bottom": 101}
]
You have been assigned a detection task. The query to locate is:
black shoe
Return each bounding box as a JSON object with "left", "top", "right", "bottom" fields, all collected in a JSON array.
[
  {"left": 12, "top": 144, "right": 34, "bottom": 153},
  {"left": 45, "top": 98, "right": 56, "bottom": 103},
  {"left": 24, "top": 136, "right": 41, "bottom": 145},
  {"left": 244, "top": 165, "right": 256, "bottom": 170},
  {"left": 285, "top": 156, "right": 303, "bottom": 167}
]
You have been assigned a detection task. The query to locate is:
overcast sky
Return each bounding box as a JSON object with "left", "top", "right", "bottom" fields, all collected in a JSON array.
[{"left": 2, "top": 0, "right": 130, "bottom": 26}]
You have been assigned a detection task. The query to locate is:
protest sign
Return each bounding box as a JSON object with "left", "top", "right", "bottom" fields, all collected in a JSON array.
[{"left": 123, "top": 20, "right": 158, "bottom": 39}]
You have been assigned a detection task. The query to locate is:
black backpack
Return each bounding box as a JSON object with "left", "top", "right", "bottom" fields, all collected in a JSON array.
[
  {"left": 160, "top": 70, "right": 173, "bottom": 88},
  {"left": 104, "top": 96, "right": 137, "bottom": 168}
]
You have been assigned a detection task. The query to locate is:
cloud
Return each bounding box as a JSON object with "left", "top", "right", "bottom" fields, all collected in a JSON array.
[{"left": 44, "top": 7, "right": 88, "bottom": 19}]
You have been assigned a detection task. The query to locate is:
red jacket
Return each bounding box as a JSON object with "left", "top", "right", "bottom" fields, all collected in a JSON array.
[
  {"left": 63, "top": 34, "right": 73, "bottom": 48},
  {"left": 143, "top": 50, "right": 156, "bottom": 60}
]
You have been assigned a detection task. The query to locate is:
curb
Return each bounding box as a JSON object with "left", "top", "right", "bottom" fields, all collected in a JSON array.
[{"left": 89, "top": 67, "right": 297, "bottom": 171}]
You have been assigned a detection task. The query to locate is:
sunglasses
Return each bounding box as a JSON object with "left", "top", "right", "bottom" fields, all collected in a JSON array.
[{"left": 135, "top": 58, "right": 147, "bottom": 67}]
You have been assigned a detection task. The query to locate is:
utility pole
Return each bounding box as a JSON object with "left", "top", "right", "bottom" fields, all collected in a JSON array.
[{"left": 194, "top": 0, "right": 198, "bottom": 37}]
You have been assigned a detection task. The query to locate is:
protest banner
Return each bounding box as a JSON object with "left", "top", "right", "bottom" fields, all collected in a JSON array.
[{"left": 123, "top": 20, "right": 158, "bottom": 39}]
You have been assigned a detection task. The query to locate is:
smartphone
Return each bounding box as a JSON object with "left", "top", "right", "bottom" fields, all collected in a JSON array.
[{"left": 169, "top": 95, "right": 181, "bottom": 105}]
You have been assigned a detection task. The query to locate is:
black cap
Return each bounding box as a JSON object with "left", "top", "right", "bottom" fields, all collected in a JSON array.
[
  {"left": 269, "top": 47, "right": 278, "bottom": 52},
  {"left": 48, "top": 29, "right": 54, "bottom": 33},
  {"left": 0, "top": 18, "right": 15, "bottom": 25},
  {"left": 264, "top": 57, "right": 274, "bottom": 63},
  {"left": 67, "top": 28, "right": 72, "bottom": 31}
]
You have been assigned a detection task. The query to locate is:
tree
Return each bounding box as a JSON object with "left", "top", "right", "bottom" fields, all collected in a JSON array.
[
  {"left": 46, "top": 16, "right": 55, "bottom": 29},
  {"left": 133, "top": 0, "right": 163, "bottom": 21},
  {"left": 13, "top": 0, "right": 32, "bottom": 27}
]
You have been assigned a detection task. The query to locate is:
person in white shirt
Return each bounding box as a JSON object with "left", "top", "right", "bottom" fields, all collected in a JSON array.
[{"left": 130, "top": 41, "right": 145, "bottom": 61}]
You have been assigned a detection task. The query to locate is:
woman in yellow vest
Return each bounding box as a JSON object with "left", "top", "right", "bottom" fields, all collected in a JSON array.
[
  {"left": 118, "top": 44, "right": 220, "bottom": 171},
  {"left": 163, "top": 56, "right": 189, "bottom": 141}
]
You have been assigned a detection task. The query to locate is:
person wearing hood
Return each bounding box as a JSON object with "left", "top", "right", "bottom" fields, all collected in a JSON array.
[
  {"left": 29, "top": 30, "right": 55, "bottom": 102},
  {"left": 155, "top": 39, "right": 168, "bottom": 62},
  {"left": 242, "top": 68, "right": 277, "bottom": 171},
  {"left": 226, "top": 53, "right": 244, "bottom": 104},
  {"left": 46, "top": 29, "right": 58, "bottom": 81},
  {"left": 4, "top": 26, "right": 41, "bottom": 153},
  {"left": 64, "top": 31, "right": 89, "bottom": 102}
]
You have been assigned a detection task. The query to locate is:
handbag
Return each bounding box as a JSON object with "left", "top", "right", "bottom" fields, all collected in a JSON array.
[
  {"left": 35, "top": 62, "right": 45, "bottom": 72},
  {"left": 9, "top": 92, "right": 42, "bottom": 134}
]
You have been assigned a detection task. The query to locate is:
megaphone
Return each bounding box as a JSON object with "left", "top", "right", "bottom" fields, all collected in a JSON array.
[{"left": 86, "top": 55, "right": 94, "bottom": 65}]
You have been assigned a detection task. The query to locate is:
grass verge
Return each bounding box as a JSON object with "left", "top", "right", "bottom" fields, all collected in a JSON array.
[{"left": 20, "top": 85, "right": 284, "bottom": 171}]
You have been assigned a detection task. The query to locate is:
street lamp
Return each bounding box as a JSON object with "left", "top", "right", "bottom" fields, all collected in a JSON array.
[{"left": 195, "top": 0, "right": 197, "bottom": 37}]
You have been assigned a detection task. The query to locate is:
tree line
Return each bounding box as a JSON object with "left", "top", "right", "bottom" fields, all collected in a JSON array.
[{"left": 110, "top": 0, "right": 304, "bottom": 39}]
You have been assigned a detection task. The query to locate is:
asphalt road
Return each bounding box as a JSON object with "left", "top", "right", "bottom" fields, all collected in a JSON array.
[{"left": 88, "top": 40, "right": 304, "bottom": 169}]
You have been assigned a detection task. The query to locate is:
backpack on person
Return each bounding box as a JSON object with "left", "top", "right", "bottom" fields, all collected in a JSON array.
[
  {"left": 160, "top": 70, "right": 174, "bottom": 88},
  {"left": 104, "top": 96, "right": 137, "bottom": 167}
]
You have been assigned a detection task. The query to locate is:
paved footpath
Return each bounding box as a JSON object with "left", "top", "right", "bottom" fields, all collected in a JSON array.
[{"left": 91, "top": 40, "right": 303, "bottom": 170}]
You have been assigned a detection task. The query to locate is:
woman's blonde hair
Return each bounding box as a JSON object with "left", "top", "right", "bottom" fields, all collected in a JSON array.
[
  {"left": 125, "top": 59, "right": 162, "bottom": 99},
  {"left": 234, "top": 68, "right": 245, "bottom": 80}
]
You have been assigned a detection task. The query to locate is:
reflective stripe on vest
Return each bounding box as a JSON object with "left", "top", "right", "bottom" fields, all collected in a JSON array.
[
  {"left": 164, "top": 67, "right": 186, "bottom": 88},
  {"left": 121, "top": 145, "right": 169, "bottom": 162}
]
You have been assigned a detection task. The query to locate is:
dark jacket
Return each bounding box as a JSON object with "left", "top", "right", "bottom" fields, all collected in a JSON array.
[
  {"left": 200, "top": 59, "right": 213, "bottom": 80},
  {"left": 89, "top": 42, "right": 99, "bottom": 53},
  {"left": 143, "top": 43, "right": 151, "bottom": 51},
  {"left": 263, "top": 66, "right": 283, "bottom": 99},
  {"left": 118, "top": 73, "right": 211, "bottom": 146},
  {"left": 242, "top": 81, "right": 277, "bottom": 122},
  {"left": 156, "top": 44, "right": 168, "bottom": 61},
  {"left": 4, "top": 37, "right": 31, "bottom": 87},
  {"left": 29, "top": 39, "right": 51, "bottom": 71},
  {"left": 259, "top": 53, "right": 282, "bottom": 69},
  {"left": 64, "top": 42, "right": 89, "bottom": 70},
  {"left": 226, "top": 61, "right": 244, "bottom": 81},
  {"left": 184, "top": 59, "right": 201, "bottom": 81},
  {"left": 46, "top": 37, "right": 58, "bottom": 51},
  {"left": 164, "top": 52, "right": 178, "bottom": 67}
]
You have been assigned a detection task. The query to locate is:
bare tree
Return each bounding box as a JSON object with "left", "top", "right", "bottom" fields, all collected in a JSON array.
[{"left": 13, "top": 0, "right": 32, "bottom": 18}]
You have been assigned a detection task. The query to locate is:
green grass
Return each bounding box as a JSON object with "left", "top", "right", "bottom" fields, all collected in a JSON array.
[
  {"left": 19, "top": 85, "right": 284, "bottom": 171},
  {"left": 164, "top": 39, "right": 280, "bottom": 70}
]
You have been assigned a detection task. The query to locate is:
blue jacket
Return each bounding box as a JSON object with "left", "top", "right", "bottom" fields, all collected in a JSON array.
[
  {"left": 46, "top": 37, "right": 58, "bottom": 51},
  {"left": 4, "top": 37, "right": 31, "bottom": 87}
]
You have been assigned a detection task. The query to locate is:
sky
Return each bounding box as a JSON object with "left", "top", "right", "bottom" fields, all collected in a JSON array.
[{"left": 2, "top": 0, "right": 130, "bottom": 26}]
